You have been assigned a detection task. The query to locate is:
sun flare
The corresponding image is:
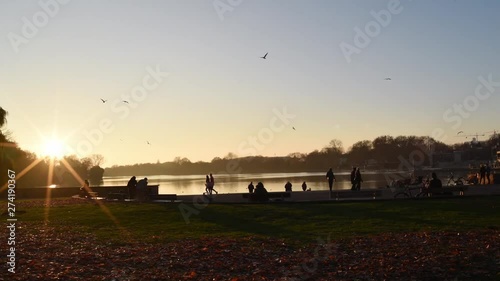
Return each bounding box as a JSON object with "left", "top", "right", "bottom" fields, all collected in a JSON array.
[{"left": 42, "top": 138, "right": 65, "bottom": 159}]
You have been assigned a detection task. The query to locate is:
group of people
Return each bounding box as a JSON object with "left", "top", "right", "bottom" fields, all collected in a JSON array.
[
  {"left": 204, "top": 173, "right": 217, "bottom": 195},
  {"left": 246, "top": 181, "right": 269, "bottom": 201},
  {"left": 127, "top": 176, "right": 150, "bottom": 200},
  {"left": 350, "top": 167, "right": 363, "bottom": 191},
  {"left": 479, "top": 163, "right": 492, "bottom": 185}
]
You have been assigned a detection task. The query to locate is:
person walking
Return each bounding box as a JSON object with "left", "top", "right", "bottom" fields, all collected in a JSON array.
[
  {"left": 350, "top": 167, "right": 357, "bottom": 191},
  {"left": 326, "top": 167, "right": 336, "bottom": 198},
  {"left": 204, "top": 175, "right": 211, "bottom": 195},
  {"left": 354, "top": 168, "right": 363, "bottom": 191},
  {"left": 209, "top": 173, "right": 218, "bottom": 194}
]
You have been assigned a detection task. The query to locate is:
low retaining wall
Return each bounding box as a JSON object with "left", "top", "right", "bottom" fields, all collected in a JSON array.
[{"left": 1, "top": 185, "right": 159, "bottom": 200}]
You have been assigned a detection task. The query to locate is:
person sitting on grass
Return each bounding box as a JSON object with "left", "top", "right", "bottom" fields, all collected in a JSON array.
[{"left": 79, "top": 179, "right": 91, "bottom": 199}]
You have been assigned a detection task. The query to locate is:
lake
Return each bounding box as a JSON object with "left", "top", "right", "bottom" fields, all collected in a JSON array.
[{"left": 102, "top": 171, "right": 417, "bottom": 195}]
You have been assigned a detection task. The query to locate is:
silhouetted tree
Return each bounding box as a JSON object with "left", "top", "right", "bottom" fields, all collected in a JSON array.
[
  {"left": 89, "top": 165, "right": 105, "bottom": 185},
  {"left": 89, "top": 154, "right": 105, "bottom": 167},
  {"left": 224, "top": 152, "right": 237, "bottom": 160}
]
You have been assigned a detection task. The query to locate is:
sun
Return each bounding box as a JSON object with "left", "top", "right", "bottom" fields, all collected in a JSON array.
[{"left": 42, "top": 138, "right": 65, "bottom": 159}]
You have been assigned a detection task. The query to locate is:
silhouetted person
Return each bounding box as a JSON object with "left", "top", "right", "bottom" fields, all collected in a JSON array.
[
  {"left": 248, "top": 182, "right": 254, "bottom": 193},
  {"left": 209, "top": 173, "right": 218, "bottom": 194},
  {"left": 479, "top": 164, "right": 486, "bottom": 184},
  {"left": 127, "top": 176, "right": 137, "bottom": 199},
  {"left": 485, "top": 163, "right": 491, "bottom": 184},
  {"left": 80, "top": 179, "right": 91, "bottom": 198},
  {"left": 354, "top": 168, "right": 363, "bottom": 191},
  {"left": 253, "top": 182, "right": 268, "bottom": 202},
  {"left": 136, "top": 177, "right": 149, "bottom": 202},
  {"left": 350, "top": 167, "right": 357, "bottom": 190},
  {"left": 326, "top": 167, "right": 336, "bottom": 198},
  {"left": 284, "top": 181, "right": 292, "bottom": 192},
  {"left": 428, "top": 172, "right": 442, "bottom": 192},
  {"left": 204, "top": 175, "right": 211, "bottom": 195},
  {"left": 302, "top": 181, "right": 307, "bottom": 191}
]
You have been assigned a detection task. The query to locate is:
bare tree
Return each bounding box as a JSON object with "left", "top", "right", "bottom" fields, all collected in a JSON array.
[
  {"left": 224, "top": 152, "right": 238, "bottom": 160},
  {"left": 173, "top": 156, "right": 191, "bottom": 165},
  {"left": 89, "top": 154, "right": 105, "bottom": 167}
]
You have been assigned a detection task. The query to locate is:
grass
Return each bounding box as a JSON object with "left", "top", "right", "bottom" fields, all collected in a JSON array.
[{"left": 14, "top": 196, "right": 500, "bottom": 244}]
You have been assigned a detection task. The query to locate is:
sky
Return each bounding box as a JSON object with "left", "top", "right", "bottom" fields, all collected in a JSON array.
[{"left": 1, "top": 0, "right": 499, "bottom": 167}]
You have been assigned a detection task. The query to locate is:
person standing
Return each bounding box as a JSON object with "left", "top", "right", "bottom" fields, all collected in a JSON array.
[
  {"left": 485, "top": 163, "right": 491, "bottom": 185},
  {"left": 350, "top": 167, "right": 357, "bottom": 190},
  {"left": 136, "top": 177, "right": 149, "bottom": 202},
  {"left": 354, "top": 168, "right": 363, "bottom": 191},
  {"left": 302, "top": 181, "right": 307, "bottom": 191},
  {"left": 127, "top": 176, "right": 137, "bottom": 199},
  {"left": 248, "top": 181, "right": 254, "bottom": 193},
  {"left": 479, "top": 164, "right": 486, "bottom": 184},
  {"left": 326, "top": 167, "right": 336, "bottom": 198}
]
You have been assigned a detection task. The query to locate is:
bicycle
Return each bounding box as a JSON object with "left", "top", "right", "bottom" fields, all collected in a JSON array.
[
  {"left": 447, "top": 172, "right": 465, "bottom": 186},
  {"left": 393, "top": 183, "right": 429, "bottom": 199}
]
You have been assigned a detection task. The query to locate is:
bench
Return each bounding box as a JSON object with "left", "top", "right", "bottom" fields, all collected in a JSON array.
[
  {"left": 151, "top": 194, "right": 178, "bottom": 202},
  {"left": 426, "top": 186, "right": 468, "bottom": 197},
  {"left": 106, "top": 192, "right": 127, "bottom": 201},
  {"left": 243, "top": 192, "right": 291, "bottom": 201},
  {"left": 332, "top": 189, "right": 383, "bottom": 200}
]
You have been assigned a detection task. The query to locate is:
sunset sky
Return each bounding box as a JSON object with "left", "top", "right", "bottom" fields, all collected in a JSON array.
[{"left": 1, "top": 0, "right": 499, "bottom": 167}]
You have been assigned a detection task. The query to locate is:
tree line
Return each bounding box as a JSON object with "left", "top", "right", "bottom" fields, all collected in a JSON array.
[
  {"left": 2, "top": 105, "right": 498, "bottom": 187},
  {"left": 105, "top": 135, "right": 500, "bottom": 176}
]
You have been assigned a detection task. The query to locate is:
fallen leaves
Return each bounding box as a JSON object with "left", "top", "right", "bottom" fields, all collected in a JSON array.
[{"left": 1, "top": 224, "right": 498, "bottom": 281}]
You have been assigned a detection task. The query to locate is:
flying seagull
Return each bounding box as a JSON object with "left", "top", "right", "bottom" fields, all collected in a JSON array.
[
  {"left": 292, "top": 127, "right": 296, "bottom": 131},
  {"left": 123, "top": 100, "right": 129, "bottom": 104},
  {"left": 100, "top": 98, "right": 107, "bottom": 103},
  {"left": 384, "top": 78, "right": 392, "bottom": 81},
  {"left": 260, "top": 52, "right": 268, "bottom": 59},
  {"left": 457, "top": 131, "right": 463, "bottom": 135}
]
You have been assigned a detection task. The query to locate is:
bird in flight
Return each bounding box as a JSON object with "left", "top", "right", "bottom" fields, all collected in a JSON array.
[
  {"left": 384, "top": 78, "right": 392, "bottom": 81},
  {"left": 123, "top": 100, "right": 129, "bottom": 104},
  {"left": 457, "top": 131, "right": 463, "bottom": 135},
  {"left": 100, "top": 98, "right": 107, "bottom": 103},
  {"left": 261, "top": 52, "right": 268, "bottom": 59},
  {"left": 292, "top": 127, "right": 296, "bottom": 131},
  {"left": 147, "top": 141, "right": 151, "bottom": 145}
]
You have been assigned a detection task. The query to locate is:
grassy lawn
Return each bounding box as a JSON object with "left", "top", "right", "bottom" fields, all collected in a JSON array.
[{"left": 14, "top": 196, "right": 500, "bottom": 244}]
